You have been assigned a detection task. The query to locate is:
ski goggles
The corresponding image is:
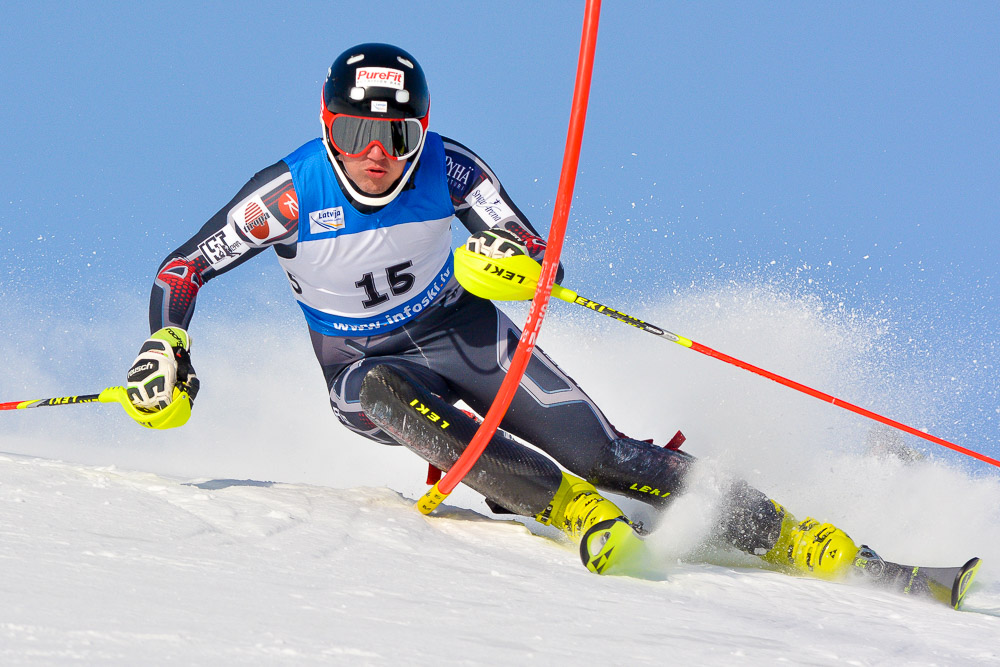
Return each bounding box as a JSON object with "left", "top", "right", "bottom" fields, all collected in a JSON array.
[{"left": 326, "top": 115, "right": 426, "bottom": 161}]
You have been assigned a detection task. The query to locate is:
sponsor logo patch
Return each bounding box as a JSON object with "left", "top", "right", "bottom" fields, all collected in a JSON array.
[
  {"left": 230, "top": 196, "right": 287, "bottom": 244},
  {"left": 356, "top": 67, "right": 404, "bottom": 90},
  {"left": 309, "top": 206, "right": 346, "bottom": 233},
  {"left": 466, "top": 181, "right": 514, "bottom": 224},
  {"left": 243, "top": 201, "right": 271, "bottom": 240},
  {"left": 278, "top": 190, "right": 299, "bottom": 221},
  {"left": 445, "top": 154, "right": 479, "bottom": 199},
  {"left": 198, "top": 225, "right": 246, "bottom": 269},
  {"left": 127, "top": 361, "right": 156, "bottom": 381},
  {"left": 371, "top": 100, "right": 388, "bottom": 113}
]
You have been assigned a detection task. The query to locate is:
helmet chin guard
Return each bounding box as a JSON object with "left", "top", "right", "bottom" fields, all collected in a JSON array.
[
  {"left": 321, "top": 128, "right": 425, "bottom": 207},
  {"left": 320, "top": 43, "right": 430, "bottom": 207}
]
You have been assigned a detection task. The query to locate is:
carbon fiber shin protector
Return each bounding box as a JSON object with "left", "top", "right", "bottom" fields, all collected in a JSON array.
[
  {"left": 587, "top": 438, "right": 694, "bottom": 507},
  {"left": 358, "top": 364, "right": 563, "bottom": 517},
  {"left": 590, "top": 438, "right": 783, "bottom": 554}
]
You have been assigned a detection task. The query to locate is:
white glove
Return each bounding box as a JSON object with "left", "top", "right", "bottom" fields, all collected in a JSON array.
[
  {"left": 126, "top": 327, "right": 195, "bottom": 410},
  {"left": 465, "top": 229, "right": 528, "bottom": 259}
]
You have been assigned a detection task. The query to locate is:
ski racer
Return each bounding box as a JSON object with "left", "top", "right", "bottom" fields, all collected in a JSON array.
[{"left": 125, "top": 43, "right": 861, "bottom": 577}]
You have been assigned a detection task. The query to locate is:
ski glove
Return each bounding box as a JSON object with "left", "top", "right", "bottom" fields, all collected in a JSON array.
[
  {"left": 466, "top": 228, "right": 564, "bottom": 283},
  {"left": 465, "top": 229, "right": 530, "bottom": 259},
  {"left": 126, "top": 327, "right": 198, "bottom": 410}
]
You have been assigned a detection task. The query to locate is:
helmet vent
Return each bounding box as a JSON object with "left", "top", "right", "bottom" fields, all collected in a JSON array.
[
  {"left": 397, "top": 56, "right": 414, "bottom": 69},
  {"left": 346, "top": 54, "right": 365, "bottom": 65}
]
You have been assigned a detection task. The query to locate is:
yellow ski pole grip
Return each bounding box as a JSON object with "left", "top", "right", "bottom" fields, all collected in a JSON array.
[{"left": 102, "top": 385, "right": 194, "bottom": 430}]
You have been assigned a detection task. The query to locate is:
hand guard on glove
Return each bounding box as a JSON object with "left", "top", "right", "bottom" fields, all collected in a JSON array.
[
  {"left": 465, "top": 229, "right": 530, "bottom": 259},
  {"left": 126, "top": 327, "right": 198, "bottom": 410},
  {"left": 465, "top": 227, "right": 564, "bottom": 284}
]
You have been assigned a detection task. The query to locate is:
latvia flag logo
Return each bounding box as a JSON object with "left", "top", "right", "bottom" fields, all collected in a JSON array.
[{"left": 243, "top": 201, "right": 271, "bottom": 240}]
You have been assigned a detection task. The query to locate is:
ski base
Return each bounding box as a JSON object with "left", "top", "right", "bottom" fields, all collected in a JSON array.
[{"left": 852, "top": 546, "right": 981, "bottom": 609}]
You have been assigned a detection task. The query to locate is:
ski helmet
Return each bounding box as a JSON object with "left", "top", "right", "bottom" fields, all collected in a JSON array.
[{"left": 320, "top": 43, "right": 430, "bottom": 206}]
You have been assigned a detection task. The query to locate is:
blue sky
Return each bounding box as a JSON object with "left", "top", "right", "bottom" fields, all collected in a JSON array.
[{"left": 1, "top": 2, "right": 997, "bottom": 456}]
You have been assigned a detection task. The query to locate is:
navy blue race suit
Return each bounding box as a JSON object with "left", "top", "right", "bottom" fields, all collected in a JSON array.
[{"left": 146, "top": 134, "right": 782, "bottom": 552}]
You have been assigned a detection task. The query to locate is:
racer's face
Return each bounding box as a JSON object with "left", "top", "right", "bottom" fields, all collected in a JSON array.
[{"left": 338, "top": 144, "right": 406, "bottom": 195}]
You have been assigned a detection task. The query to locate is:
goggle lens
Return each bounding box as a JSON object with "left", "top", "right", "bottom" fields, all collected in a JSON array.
[{"left": 328, "top": 116, "right": 424, "bottom": 160}]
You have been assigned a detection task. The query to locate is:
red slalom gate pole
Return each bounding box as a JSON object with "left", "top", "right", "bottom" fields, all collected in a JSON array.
[{"left": 416, "top": 0, "right": 603, "bottom": 514}]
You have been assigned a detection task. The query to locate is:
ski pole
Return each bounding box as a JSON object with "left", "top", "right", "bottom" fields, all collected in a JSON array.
[
  {"left": 1, "top": 385, "right": 195, "bottom": 430},
  {"left": 452, "top": 247, "right": 1000, "bottom": 470},
  {"left": 1, "top": 393, "right": 105, "bottom": 410}
]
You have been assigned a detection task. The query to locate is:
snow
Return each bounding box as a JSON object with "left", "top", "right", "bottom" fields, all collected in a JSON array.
[
  {"left": 2, "top": 454, "right": 997, "bottom": 664},
  {"left": 2, "top": 284, "right": 999, "bottom": 664}
]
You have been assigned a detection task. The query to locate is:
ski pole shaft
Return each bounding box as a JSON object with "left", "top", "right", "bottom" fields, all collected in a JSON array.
[
  {"left": 1, "top": 386, "right": 194, "bottom": 430},
  {"left": 451, "top": 249, "right": 1000, "bottom": 470},
  {"left": 1, "top": 393, "right": 104, "bottom": 411},
  {"left": 559, "top": 290, "right": 1000, "bottom": 470}
]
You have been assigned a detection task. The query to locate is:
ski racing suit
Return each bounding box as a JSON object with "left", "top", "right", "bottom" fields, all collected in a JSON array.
[{"left": 147, "top": 132, "right": 783, "bottom": 554}]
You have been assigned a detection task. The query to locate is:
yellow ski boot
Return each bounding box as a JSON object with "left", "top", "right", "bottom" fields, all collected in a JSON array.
[
  {"left": 761, "top": 502, "right": 860, "bottom": 580},
  {"left": 536, "top": 472, "right": 648, "bottom": 575}
]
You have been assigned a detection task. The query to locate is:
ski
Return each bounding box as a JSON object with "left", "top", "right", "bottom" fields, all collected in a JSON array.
[{"left": 852, "top": 546, "right": 981, "bottom": 609}]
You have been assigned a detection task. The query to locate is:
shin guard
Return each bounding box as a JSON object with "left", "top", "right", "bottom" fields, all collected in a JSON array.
[
  {"left": 590, "top": 437, "right": 784, "bottom": 554},
  {"left": 359, "top": 364, "right": 563, "bottom": 517}
]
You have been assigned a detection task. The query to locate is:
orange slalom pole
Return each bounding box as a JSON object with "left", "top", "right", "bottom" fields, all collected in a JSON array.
[{"left": 416, "top": 0, "right": 603, "bottom": 514}]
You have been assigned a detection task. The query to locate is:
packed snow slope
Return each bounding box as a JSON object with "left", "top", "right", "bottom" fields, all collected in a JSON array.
[{"left": 2, "top": 282, "right": 999, "bottom": 664}]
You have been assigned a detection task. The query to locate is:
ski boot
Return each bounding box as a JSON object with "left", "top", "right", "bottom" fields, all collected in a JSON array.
[
  {"left": 536, "top": 472, "right": 648, "bottom": 575},
  {"left": 760, "top": 502, "right": 860, "bottom": 580}
]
